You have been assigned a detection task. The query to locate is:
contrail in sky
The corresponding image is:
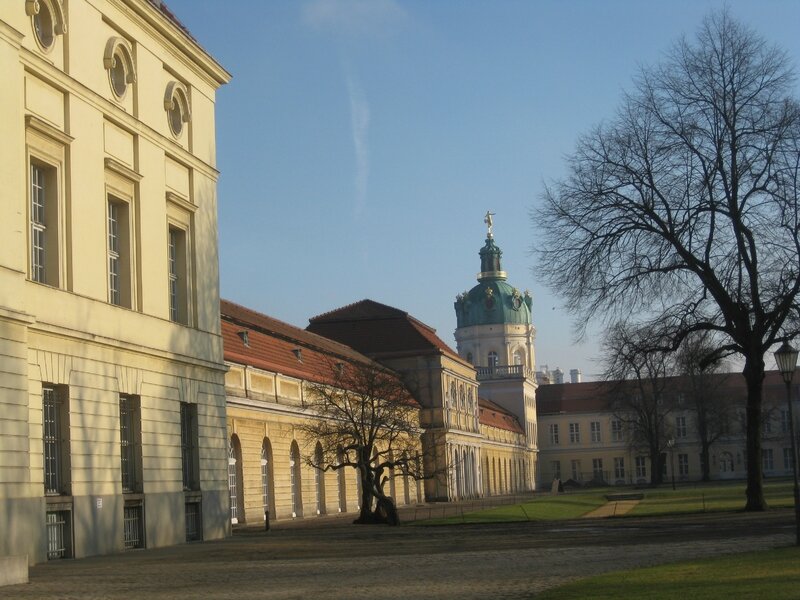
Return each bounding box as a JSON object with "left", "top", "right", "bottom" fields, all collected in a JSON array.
[{"left": 345, "top": 67, "right": 370, "bottom": 218}]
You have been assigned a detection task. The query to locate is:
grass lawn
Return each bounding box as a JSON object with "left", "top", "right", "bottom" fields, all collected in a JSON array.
[
  {"left": 536, "top": 546, "right": 800, "bottom": 600},
  {"left": 629, "top": 480, "right": 794, "bottom": 517},
  {"left": 418, "top": 492, "right": 608, "bottom": 525}
]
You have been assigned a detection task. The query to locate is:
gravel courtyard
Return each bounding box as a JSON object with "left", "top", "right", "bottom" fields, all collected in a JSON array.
[{"left": 3, "top": 510, "right": 793, "bottom": 599}]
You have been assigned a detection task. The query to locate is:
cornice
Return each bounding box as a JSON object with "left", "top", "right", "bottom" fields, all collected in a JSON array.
[
  {"left": 115, "top": 0, "right": 231, "bottom": 87},
  {"left": 0, "top": 20, "right": 25, "bottom": 48},
  {"left": 105, "top": 156, "right": 143, "bottom": 181},
  {"left": 20, "top": 53, "right": 221, "bottom": 181},
  {"left": 26, "top": 115, "right": 74, "bottom": 144}
]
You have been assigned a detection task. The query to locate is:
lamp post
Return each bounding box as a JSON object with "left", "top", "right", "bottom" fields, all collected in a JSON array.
[
  {"left": 774, "top": 341, "right": 800, "bottom": 545},
  {"left": 666, "top": 438, "right": 676, "bottom": 491}
]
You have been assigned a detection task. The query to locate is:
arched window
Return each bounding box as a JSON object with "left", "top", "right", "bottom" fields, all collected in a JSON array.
[
  {"left": 261, "top": 439, "right": 275, "bottom": 521},
  {"left": 488, "top": 351, "right": 499, "bottom": 367},
  {"left": 103, "top": 37, "right": 136, "bottom": 99},
  {"left": 484, "top": 455, "right": 490, "bottom": 496},
  {"left": 337, "top": 448, "right": 347, "bottom": 513},
  {"left": 290, "top": 441, "right": 303, "bottom": 517},
  {"left": 314, "top": 442, "right": 326, "bottom": 515},
  {"left": 228, "top": 435, "right": 243, "bottom": 524},
  {"left": 449, "top": 381, "right": 457, "bottom": 405},
  {"left": 513, "top": 349, "right": 525, "bottom": 366}
]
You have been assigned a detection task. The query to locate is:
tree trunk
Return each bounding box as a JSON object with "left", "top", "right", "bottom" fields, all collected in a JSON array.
[
  {"left": 701, "top": 440, "right": 711, "bottom": 482},
  {"left": 743, "top": 353, "right": 767, "bottom": 511}
]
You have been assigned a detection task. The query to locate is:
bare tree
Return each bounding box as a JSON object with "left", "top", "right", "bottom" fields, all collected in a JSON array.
[
  {"left": 299, "top": 358, "right": 424, "bottom": 525},
  {"left": 537, "top": 11, "right": 800, "bottom": 510},
  {"left": 604, "top": 323, "right": 673, "bottom": 485},
  {"left": 674, "top": 333, "right": 735, "bottom": 481}
]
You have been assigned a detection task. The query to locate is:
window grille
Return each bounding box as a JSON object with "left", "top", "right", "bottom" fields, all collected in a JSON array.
[
  {"left": 46, "top": 510, "right": 71, "bottom": 559},
  {"left": 43, "top": 387, "right": 63, "bottom": 494},
  {"left": 184, "top": 502, "right": 202, "bottom": 542},
  {"left": 261, "top": 446, "right": 270, "bottom": 518},
  {"left": 119, "top": 396, "right": 137, "bottom": 492},
  {"left": 123, "top": 504, "right": 144, "bottom": 549},
  {"left": 228, "top": 442, "right": 238, "bottom": 523},
  {"left": 180, "top": 403, "right": 198, "bottom": 490}
]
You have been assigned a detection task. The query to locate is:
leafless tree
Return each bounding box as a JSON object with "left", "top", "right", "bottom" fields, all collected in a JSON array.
[
  {"left": 299, "top": 358, "right": 423, "bottom": 525},
  {"left": 674, "top": 333, "right": 735, "bottom": 481},
  {"left": 604, "top": 323, "right": 674, "bottom": 485},
  {"left": 537, "top": 11, "right": 800, "bottom": 510}
]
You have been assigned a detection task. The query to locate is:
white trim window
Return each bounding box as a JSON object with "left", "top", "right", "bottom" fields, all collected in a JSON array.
[
  {"left": 549, "top": 423, "right": 559, "bottom": 445},
  {"left": 675, "top": 415, "right": 687, "bottom": 438},
  {"left": 108, "top": 201, "right": 121, "bottom": 305},
  {"left": 30, "top": 163, "right": 48, "bottom": 283},
  {"left": 569, "top": 422, "right": 580, "bottom": 444},
  {"left": 590, "top": 421, "right": 601, "bottom": 443}
]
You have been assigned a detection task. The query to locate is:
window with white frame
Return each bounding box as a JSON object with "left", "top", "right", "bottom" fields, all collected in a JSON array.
[
  {"left": 592, "top": 458, "right": 604, "bottom": 480},
  {"left": 228, "top": 439, "right": 239, "bottom": 524},
  {"left": 551, "top": 460, "right": 561, "bottom": 480},
  {"left": 782, "top": 410, "right": 790, "bottom": 434},
  {"left": 549, "top": 423, "right": 559, "bottom": 445},
  {"left": 675, "top": 415, "right": 687, "bottom": 438},
  {"left": 487, "top": 351, "right": 498, "bottom": 367},
  {"left": 43, "top": 385, "right": 70, "bottom": 495},
  {"left": 569, "top": 422, "right": 580, "bottom": 444},
  {"left": 762, "top": 448, "right": 774, "bottom": 472},
  {"left": 678, "top": 453, "right": 689, "bottom": 476},
  {"left": 635, "top": 456, "right": 647, "bottom": 479},
  {"left": 614, "top": 457, "right": 625, "bottom": 479},
  {"left": 611, "top": 419, "right": 623, "bottom": 442},
  {"left": 261, "top": 443, "right": 272, "bottom": 519},
  {"left": 570, "top": 459, "right": 581, "bottom": 481},
  {"left": 107, "top": 198, "right": 133, "bottom": 307},
  {"left": 590, "top": 421, "right": 601, "bottom": 443},
  {"left": 785, "top": 447, "right": 795, "bottom": 471}
]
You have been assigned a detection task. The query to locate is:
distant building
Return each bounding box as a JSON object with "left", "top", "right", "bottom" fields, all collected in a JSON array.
[
  {"left": 0, "top": 0, "right": 230, "bottom": 564},
  {"left": 570, "top": 369, "right": 582, "bottom": 384}
]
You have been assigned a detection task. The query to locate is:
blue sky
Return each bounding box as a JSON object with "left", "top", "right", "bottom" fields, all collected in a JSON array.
[{"left": 167, "top": 0, "right": 800, "bottom": 380}]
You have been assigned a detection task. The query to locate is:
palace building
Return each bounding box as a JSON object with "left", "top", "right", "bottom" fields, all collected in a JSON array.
[{"left": 0, "top": 0, "right": 230, "bottom": 564}]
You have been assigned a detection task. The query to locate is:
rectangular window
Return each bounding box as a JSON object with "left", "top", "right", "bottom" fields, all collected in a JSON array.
[
  {"left": 781, "top": 410, "right": 790, "bottom": 434},
  {"left": 180, "top": 402, "right": 199, "bottom": 490},
  {"left": 570, "top": 459, "right": 581, "bottom": 481},
  {"left": 549, "top": 423, "right": 559, "bottom": 445},
  {"left": 123, "top": 503, "right": 144, "bottom": 549},
  {"left": 675, "top": 415, "right": 687, "bottom": 438},
  {"left": 29, "top": 161, "right": 60, "bottom": 285},
  {"left": 119, "top": 395, "right": 142, "bottom": 493},
  {"left": 678, "top": 453, "right": 689, "bottom": 476},
  {"left": 168, "top": 226, "right": 188, "bottom": 324},
  {"left": 763, "top": 414, "right": 772, "bottom": 435},
  {"left": 590, "top": 421, "right": 601, "bottom": 443},
  {"left": 551, "top": 460, "right": 561, "bottom": 480},
  {"left": 43, "top": 386, "right": 70, "bottom": 495},
  {"left": 107, "top": 198, "right": 133, "bottom": 307},
  {"left": 762, "top": 448, "right": 774, "bottom": 472},
  {"left": 635, "top": 456, "right": 647, "bottom": 479},
  {"left": 614, "top": 457, "right": 625, "bottom": 480},
  {"left": 611, "top": 419, "right": 623, "bottom": 442},
  {"left": 569, "top": 422, "right": 580, "bottom": 444},
  {"left": 185, "top": 501, "right": 202, "bottom": 542},
  {"left": 784, "top": 447, "right": 795, "bottom": 471},
  {"left": 592, "top": 458, "right": 604, "bottom": 480},
  {"left": 46, "top": 510, "right": 72, "bottom": 560}
]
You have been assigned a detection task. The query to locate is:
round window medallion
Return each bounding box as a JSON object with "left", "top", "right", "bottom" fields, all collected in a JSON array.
[
  {"left": 168, "top": 102, "right": 183, "bottom": 137},
  {"left": 33, "top": 3, "right": 55, "bottom": 50},
  {"left": 110, "top": 57, "right": 128, "bottom": 98}
]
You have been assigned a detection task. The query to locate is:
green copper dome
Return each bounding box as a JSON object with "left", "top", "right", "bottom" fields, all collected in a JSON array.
[{"left": 454, "top": 235, "right": 532, "bottom": 328}]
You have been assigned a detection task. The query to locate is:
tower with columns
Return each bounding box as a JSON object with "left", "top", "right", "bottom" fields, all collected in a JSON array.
[{"left": 454, "top": 216, "right": 539, "bottom": 490}]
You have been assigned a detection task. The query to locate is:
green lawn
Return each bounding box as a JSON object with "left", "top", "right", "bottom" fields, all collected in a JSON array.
[
  {"left": 536, "top": 546, "right": 800, "bottom": 600},
  {"left": 418, "top": 492, "right": 608, "bottom": 525},
  {"left": 629, "top": 480, "right": 794, "bottom": 517}
]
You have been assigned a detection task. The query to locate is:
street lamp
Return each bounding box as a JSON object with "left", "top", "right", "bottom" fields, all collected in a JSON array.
[
  {"left": 774, "top": 341, "right": 800, "bottom": 545},
  {"left": 666, "top": 438, "right": 676, "bottom": 491}
]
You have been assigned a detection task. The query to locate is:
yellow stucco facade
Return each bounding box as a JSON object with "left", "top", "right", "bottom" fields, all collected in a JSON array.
[{"left": 0, "top": 0, "right": 230, "bottom": 564}]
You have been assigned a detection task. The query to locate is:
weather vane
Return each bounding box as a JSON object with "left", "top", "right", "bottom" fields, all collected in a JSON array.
[{"left": 484, "top": 211, "right": 495, "bottom": 237}]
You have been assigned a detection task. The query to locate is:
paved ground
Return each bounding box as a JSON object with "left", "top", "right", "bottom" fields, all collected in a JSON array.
[
  {"left": 3, "top": 509, "right": 794, "bottom": 599},
  {"left": 582, "top": 499, "right": 640, "bottom": 518}
]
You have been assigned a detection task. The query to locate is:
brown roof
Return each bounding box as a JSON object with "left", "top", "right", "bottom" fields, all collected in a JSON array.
[
  {"left": 307, "top": 299, "right": 466, "bottom": 363},
  {"left": 536, "top": 371, "right": 794, "bottom": 415},
  {"left": 478, "top": 398, "right": 525, "bottom": 435},
  {"left": 221, "top": 299, "right": 381, "bottom": 385}
]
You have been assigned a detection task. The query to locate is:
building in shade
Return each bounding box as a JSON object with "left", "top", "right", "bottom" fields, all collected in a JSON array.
[{"left": 0, "top": 0, "right": 230, "bottom": 564}]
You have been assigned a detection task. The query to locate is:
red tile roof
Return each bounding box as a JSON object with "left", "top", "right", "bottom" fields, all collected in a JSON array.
[
  {"left": 221, "top": 299, "right": 382, "bottom": 385},
  {"left": 536, "top": 371, "right": 794, "bottom": 415},
  {"left": 478, "top": 398, "right": 525, "bottom": 435},
  {"left": 307, "top": 299, "right": 466, "bottom": 364}
]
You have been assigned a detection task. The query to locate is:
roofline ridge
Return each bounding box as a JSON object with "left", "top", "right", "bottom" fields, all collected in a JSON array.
[{"left": 308, "top": 298, "right": 408, "bottom": 323}]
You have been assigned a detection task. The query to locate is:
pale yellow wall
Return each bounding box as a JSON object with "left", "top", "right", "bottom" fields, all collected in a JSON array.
[
  {"left": 0, "top": 0, "right": 230, "bottom": 565},
  {"left": 225, "top": 362, "right": 422, "bottom": 523}
]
